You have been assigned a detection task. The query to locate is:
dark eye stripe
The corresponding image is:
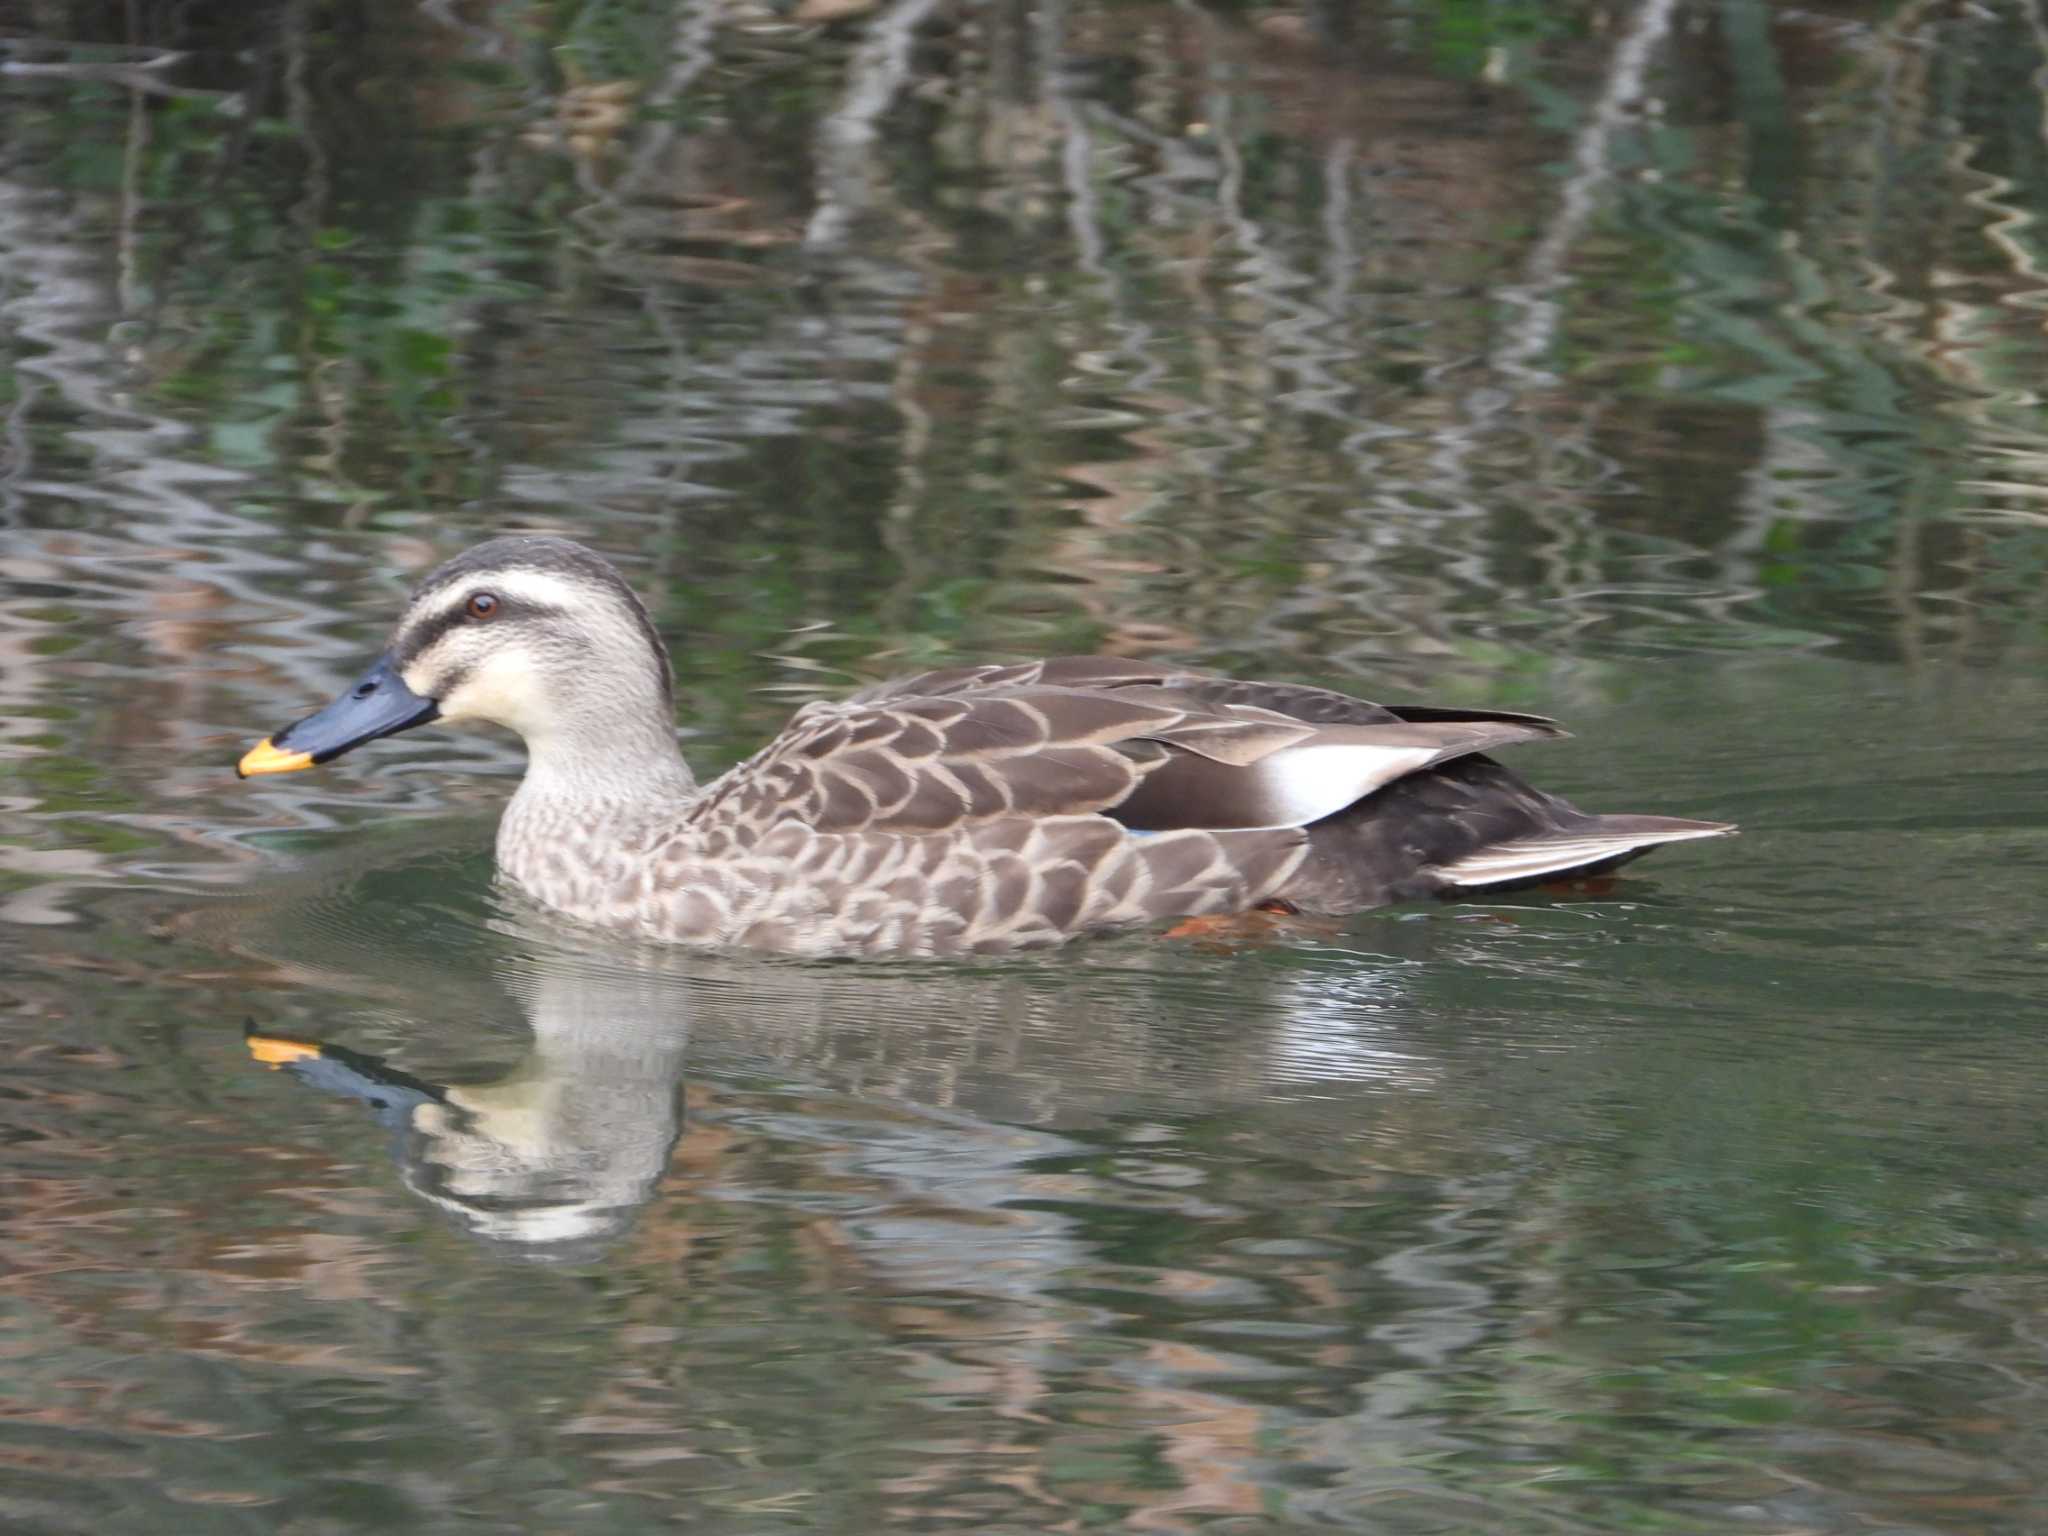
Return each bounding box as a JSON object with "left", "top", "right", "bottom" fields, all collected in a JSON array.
[
  {"left": 393, "top": 598, "right": 566, "bottom": 666},
  {"left": 400, "top": 538, "right": 674, "bottom": 705},
  {"left": 388, "top": 576, "right": 670, "bottom": 705}
]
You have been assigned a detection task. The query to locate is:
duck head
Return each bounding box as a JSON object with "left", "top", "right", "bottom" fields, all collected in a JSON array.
[{"left": 238, "top": 536, "right": 677, "bottom": 778}]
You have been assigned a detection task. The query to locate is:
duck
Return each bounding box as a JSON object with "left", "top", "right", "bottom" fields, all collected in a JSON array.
[{"left": 237, "top": 535, "right": 1734, "bottom": 956}]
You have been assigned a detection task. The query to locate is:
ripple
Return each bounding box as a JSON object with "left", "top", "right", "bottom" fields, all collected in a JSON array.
[{"left": 3, "top": 3, "right": 2048, "bottom": 1530}]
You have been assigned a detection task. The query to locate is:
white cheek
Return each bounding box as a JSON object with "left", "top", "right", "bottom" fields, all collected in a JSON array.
[{"left": 420, "top": 658, "right": 551, "bottom": 732}]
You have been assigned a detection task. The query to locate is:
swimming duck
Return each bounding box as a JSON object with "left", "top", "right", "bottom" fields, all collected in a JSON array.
[{"left": 237, "top": 536, "right": 1733, "bottom": 955}]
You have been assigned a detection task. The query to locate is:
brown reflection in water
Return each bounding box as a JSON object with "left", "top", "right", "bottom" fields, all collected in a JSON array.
[
  {"left": 173, "top": 926, "right": 1463, "bottom": 1523},
  {"left": 4, "top": 2, "right": 2048, "bottom": 1528}
]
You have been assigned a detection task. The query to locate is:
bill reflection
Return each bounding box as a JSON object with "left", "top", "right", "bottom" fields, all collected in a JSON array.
[{"left": 250, "top": 962, "right": 689, "bottom": 1258}]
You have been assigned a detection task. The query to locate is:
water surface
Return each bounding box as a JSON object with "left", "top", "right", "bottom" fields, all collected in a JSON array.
[{"left": 3, "top": 2, "right": 2047, "bottom": 1531}]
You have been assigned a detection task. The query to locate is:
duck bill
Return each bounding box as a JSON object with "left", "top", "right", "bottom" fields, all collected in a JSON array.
[
  {"left": 237, "top": 654, "right": 439, "bottom": 778},
  {"left": 247, "top": 1032, "right": 324, "bottom": 1067}
]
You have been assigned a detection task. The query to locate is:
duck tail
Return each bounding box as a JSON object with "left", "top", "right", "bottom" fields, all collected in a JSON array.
[{"left": 1429, "top": 814, "right": 1736, "bottom": 892}]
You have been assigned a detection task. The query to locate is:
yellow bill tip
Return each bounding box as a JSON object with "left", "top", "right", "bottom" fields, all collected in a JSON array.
[
  {"left": 247, "top": 1035, "right": 323, "bottom": 1068},
  {"left": 237, "top": 738, "right": 314, "bottom": 778}
]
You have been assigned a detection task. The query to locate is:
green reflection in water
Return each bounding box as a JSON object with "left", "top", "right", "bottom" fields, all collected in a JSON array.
[{"left": 1, "top": 0, "right": 2046, "bottom": 1531}]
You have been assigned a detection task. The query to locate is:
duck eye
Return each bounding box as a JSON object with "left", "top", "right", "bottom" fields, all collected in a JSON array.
[{"left": 464, "top": 592, "right": 500, "bottom": 621}]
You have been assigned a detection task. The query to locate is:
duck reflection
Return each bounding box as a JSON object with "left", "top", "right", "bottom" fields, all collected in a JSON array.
[
  {"left": 249, "top": 961, "right": 689, "bottom": 1258},
  {"left": 244, "top": 905, "right": 1474, "bottom": 1263},
  {"left": 239, "top": 932, "right": 1508, "bottom": 1528}
]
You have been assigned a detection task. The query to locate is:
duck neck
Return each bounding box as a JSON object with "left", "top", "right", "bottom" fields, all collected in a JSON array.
[{"left": 505, "top": 702, "right": 698, "bottom": 835}]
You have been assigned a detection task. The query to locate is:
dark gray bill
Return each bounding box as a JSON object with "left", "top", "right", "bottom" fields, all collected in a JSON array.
[{"left": 237, "top": 654, "right": 439, "bottom": 778}]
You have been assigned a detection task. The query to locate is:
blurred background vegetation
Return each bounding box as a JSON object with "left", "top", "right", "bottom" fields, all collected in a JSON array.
[
  {"left": 6, "top": 5, "right": 2048, "bottom": 1532},
  {"left": 5, "top": 0, "right": 2046, "bottom": 707}
]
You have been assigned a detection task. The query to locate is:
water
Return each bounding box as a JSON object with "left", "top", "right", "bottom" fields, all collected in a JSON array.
[{"left": 3, "top": 1, "right": 2047, "bottom": 1530}]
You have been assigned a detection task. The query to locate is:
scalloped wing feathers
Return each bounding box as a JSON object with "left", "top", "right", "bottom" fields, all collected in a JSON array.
[
  {"left": 496, "top": 655, "right": 1727, "bottom": 955},
  {"left": 686, "top": 666, "right": 1566, "bottom": 842}
]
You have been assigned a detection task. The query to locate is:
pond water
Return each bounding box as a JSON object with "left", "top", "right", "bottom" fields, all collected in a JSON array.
[{"left": 3, "top": 1, "right": 2048, "bottom": 1530}]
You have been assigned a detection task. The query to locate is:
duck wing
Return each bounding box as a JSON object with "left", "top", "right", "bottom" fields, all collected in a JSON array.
[{"left": 687, "top": 658, "right": 1565, "bottom": 839}]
